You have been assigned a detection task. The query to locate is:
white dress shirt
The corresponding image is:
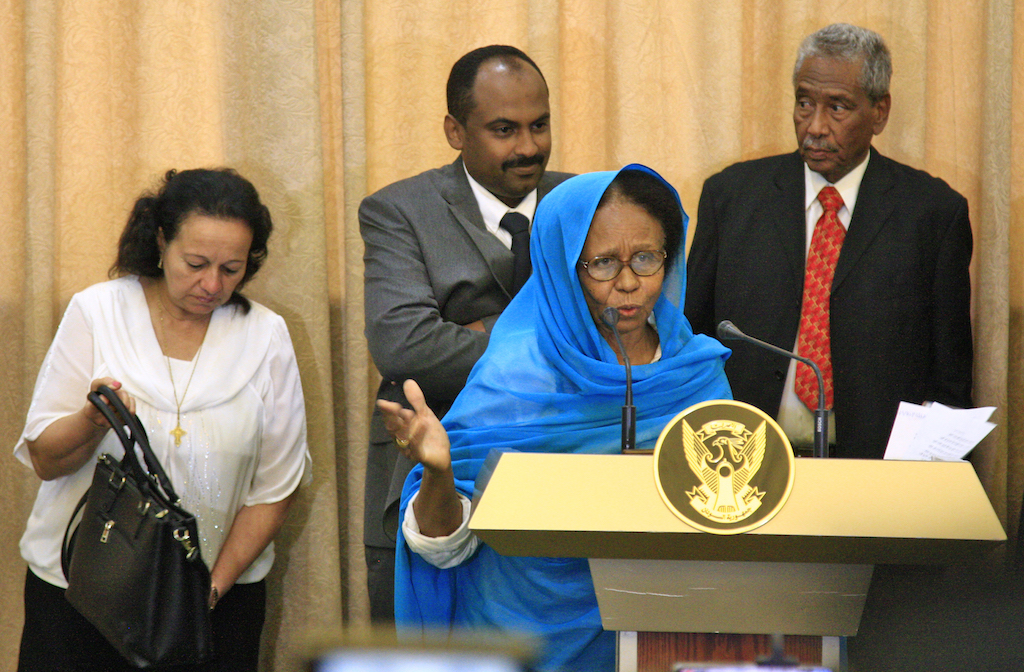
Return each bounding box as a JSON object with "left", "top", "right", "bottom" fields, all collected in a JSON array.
[
  {"left": 776, "top": 153, "right": 870, "bottom": 445},
  {"left": 464, "top": 163, "right": 538, "bottom": 248}
]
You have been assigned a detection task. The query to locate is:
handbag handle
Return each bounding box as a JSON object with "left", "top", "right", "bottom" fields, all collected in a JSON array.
[
  {"left": 89, "top": 385, "right": 181, "bottom": 504},
  {"left": 87, "top": 387, "right": 149, "bottom": 486}
]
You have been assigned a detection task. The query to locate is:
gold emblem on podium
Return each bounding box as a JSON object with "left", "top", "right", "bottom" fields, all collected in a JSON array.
[{"left": 654, "top": 400, "right": 795, "bottom": 534}]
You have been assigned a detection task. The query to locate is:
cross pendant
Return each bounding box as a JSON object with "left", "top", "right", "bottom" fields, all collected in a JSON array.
[{"left": 170, "top": 424, "right": 186, "bottom": 446}]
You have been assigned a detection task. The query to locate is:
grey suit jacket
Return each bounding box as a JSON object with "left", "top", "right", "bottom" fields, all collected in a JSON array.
[
  {"left": 360, "top": 157, "right": 572, "bottom": 546},
  {"left": 685, "top": 148, "right": 973, "bottom": 459}
]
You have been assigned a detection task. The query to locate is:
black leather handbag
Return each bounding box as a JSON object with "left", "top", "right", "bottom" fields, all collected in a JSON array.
[{"left": 61, "top": 385, "right": 214, "bottom": 668}]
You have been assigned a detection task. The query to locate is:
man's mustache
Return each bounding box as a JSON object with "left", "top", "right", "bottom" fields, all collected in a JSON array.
[
  {"left": 802, "top": 137, "right": 839, "bottom": 153},
  {"left": 502, "top": 154, "right": 545, "bottom": 171}
]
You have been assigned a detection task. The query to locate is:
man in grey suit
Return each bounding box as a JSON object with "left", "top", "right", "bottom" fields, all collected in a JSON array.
[{"left": 360, "top": 45, "right": 572, "bottom": 622}]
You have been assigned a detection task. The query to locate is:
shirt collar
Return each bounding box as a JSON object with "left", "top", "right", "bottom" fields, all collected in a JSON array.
[
  {"left": 464, "top": 163, "right": 539, "bottom": 235},
  {"left": 804, "top": 150, "right": 871, "bottom": 216}
]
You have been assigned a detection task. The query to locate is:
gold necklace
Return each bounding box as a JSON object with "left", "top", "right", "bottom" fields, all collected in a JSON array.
[
  {"left": 156, "top": 290, "right": 205, "bottom": 446},
  {"left": 166, "top": 343, "right": 203, "bottom": 446}
]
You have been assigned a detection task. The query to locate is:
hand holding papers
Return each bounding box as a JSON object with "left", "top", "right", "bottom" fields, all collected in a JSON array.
[{"left": 884, "top": 402, "right": 996, "bottom": 461}]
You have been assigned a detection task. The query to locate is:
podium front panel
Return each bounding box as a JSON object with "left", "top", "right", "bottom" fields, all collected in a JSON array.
[{"left": 590, "top": 559, "right": 872, "bottom": 636}]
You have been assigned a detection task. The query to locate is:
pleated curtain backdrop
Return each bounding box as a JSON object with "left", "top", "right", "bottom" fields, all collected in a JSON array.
[{"left": 1, "top": 0, "right": 1022, "bottom": 669}]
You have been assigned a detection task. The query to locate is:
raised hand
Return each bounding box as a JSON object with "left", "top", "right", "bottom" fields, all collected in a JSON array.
[
  {"left": 377, "top": 379, "right": 452, "bottom": 474},
  {"left": 377, "top": 379, "right": 461, "bottom": 537}
]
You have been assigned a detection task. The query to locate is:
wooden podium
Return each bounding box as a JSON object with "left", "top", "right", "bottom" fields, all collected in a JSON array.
[{"left": 469, "top": 453, "right": 1005, "bottom": 671}]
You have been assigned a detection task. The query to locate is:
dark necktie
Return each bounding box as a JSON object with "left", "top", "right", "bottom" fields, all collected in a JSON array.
[
  {"left": 499, "top": 211, "right": 531, "bottom": 296},
  {"left": 795, "top": 186, "right": 846, "bottom": 410}
]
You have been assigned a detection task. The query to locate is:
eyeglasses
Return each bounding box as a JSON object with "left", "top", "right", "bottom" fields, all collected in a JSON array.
[{"left": 578, "top": 250, "right": 667, "bottom": 281}]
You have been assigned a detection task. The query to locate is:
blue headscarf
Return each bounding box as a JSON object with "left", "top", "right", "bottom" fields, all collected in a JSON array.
[{"left": 396, "top": 165, "right": 731, "bottom": 672}]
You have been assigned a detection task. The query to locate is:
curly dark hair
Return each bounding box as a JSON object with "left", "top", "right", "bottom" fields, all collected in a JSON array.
[
  {"left": 597, "top": 169, "right": 684, "bottom": 274},
  {"left": 110, "top": 168, "right": 273, "bottom": 312}
]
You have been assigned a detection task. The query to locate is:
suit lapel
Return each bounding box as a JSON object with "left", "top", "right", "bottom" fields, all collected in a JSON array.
[
  {"left": 833, "top": 148, "right": 896, "bottom": 291},
  {"left": 771, "top": 152, "right": 809, "bottom": 280},
  {"left": 437, "top": 158, "right": 516, "bottom": 298},
  {"left": 439, "top": 158, "right": 486, "bottom": 232}
]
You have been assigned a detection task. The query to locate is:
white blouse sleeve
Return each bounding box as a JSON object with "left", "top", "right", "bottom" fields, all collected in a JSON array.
[
  {"left": 14, "top": 294, "right": 96, "bottom": 467},
  {"left": 245, "top": 313, "right": 312, "bottom": 506},
  {"left": 402, "top": 491, "right": 481, "bottom": 568}
]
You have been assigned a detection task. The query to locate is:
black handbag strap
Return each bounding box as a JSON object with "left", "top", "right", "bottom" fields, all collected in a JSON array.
[
  {"left": 61, "top": 489, "right": 89, "bottom": 580},
  {"left": 87, "top": 387, "right": 148, "bottom": 484},
  {"left": 90, "top": 385, "right": 181, "bottom": 504}
]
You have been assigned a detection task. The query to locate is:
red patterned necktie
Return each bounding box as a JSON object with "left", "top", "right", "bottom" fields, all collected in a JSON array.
[{"left": 795, "top": 186, "right": 845, "bottom": 410}]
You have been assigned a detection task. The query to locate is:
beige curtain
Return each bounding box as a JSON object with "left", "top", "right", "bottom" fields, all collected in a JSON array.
[{"left": 1, "top": 0, "right": 1021, "bottom": 669}]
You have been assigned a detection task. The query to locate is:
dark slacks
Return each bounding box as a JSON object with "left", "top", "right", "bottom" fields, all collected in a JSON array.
[
  {"left": 364, "top": 544, "right": 396, "bottom": 626},
  {"left": 18, "top": 568, "right": 265, "bottom": 672}
]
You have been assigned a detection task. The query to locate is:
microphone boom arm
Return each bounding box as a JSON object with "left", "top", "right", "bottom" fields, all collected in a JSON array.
[
  {"left": 602, "top": 307, "right": 636, "bottom": 452},
  {"left": 716, "top": 320, "right": 830, "bottom": 458}
]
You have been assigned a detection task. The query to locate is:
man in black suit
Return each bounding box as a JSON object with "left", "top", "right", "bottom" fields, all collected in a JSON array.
[
  {"left": 685, "top": 23, "right": 973, "bottom": 459},
  {"left": 359, "top": 45, "right": 571, "bottom": 622}
]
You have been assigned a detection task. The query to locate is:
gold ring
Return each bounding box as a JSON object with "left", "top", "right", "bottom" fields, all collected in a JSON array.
[{"left": 394, "top": 437, "right": 410, "bottom": 449}]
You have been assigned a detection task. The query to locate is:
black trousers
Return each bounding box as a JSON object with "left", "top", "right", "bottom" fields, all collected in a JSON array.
[
  {"left": 18, "top": 568, "right": 266, "bottom": 672},
  {"left": 364, "top": 544, "right": 396, "bottom": 626}
]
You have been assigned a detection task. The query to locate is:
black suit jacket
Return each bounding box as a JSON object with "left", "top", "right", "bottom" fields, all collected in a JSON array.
[
  {"left": 360, "top": 158, "right": 572, "bottom": 546},
  {"left": 685, "top": 149, "right": 973, "bottom": 459}
]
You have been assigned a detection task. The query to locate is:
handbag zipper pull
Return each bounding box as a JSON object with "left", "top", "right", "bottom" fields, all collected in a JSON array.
[{"left": 100, "top": 520, "right": 115, "bottom": 543}]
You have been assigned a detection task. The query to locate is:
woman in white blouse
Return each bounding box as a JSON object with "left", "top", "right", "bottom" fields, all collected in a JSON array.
[{"left": 14, "top": 168, "right": 311, "bottom": 672}]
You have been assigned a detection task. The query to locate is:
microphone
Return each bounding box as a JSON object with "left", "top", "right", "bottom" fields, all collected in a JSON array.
[
  {"left": 716, "top": 320, "right": 830, "bottom": 459},
  {"left": 601, "top": 307, "right": 636, "bottom": 452}
]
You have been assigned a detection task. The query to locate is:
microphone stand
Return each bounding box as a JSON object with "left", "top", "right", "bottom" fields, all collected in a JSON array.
[
  {"left": 602, "top": 307, "right": 636, "bottom": 453},
  {"left": 716, "top": 320, "right": 830, "bottom": 458}
]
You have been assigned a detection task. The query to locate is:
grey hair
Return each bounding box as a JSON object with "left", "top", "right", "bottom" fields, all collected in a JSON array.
[{"left": 793, "top": 23, "right": 892, "bottom": 103}]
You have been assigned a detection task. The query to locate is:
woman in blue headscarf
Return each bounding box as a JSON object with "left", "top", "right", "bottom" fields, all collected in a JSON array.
[{"left": 378, "top": 164, "right": 731, "bottom": 671}]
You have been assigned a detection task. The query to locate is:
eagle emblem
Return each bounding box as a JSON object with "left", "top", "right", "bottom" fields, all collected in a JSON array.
[{"left": 683, "top": 419, "right": 766, "bottom": 524}]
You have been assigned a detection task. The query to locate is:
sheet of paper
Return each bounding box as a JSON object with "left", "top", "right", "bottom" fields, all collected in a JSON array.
[
  {"left": 883, "top": 402, "right": 930, "bottom": 459},
  {"left": 884, "top": 402, "right": 996, "bottom": 461},
  {"left": 930, "top": 402, "right": 995, "bottom": 423}
]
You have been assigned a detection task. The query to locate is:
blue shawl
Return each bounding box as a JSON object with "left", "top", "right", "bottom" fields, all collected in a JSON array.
[{"left": 395, "top": 165, "right": 732, "bottom": 671}]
